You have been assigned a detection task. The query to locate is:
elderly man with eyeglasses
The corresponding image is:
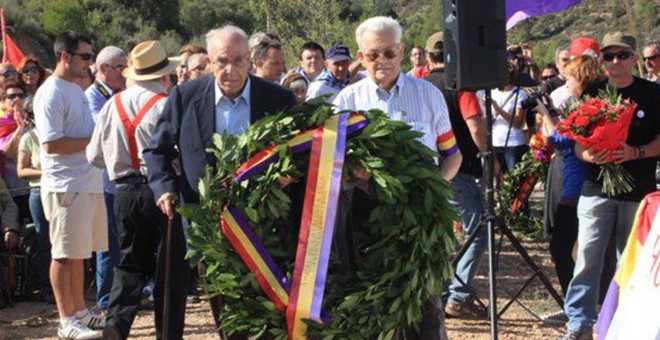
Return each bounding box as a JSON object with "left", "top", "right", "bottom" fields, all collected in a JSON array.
[
  {"left": 333, "top": 16, "right": 461, "bottom": 340},
  {"left": 83, "top": 45, "right": 128, "bottom": 315}
]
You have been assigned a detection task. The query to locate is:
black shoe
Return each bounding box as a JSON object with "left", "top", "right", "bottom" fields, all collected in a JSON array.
[{"left": 102, "top": 325, "right": 123, "bottom": 340}]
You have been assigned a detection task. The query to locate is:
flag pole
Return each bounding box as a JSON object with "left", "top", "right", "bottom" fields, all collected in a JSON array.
[{"left": 621, "top": 0, "right": 645, "bottom": 76}]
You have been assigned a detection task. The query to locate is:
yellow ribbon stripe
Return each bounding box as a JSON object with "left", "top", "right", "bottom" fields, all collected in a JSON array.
[
  {"left": 291, "top": 115, "right": 340, "bottom": 339},
  {"left": 223, "top": 210, "right": 290, "bottom": 306}
]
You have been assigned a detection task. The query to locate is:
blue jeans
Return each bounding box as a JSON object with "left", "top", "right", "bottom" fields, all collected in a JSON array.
[
  {"left": 444, "top": 172, "right": 487, "bottom": 304},
  {"left": 565, "top": 195, "right": 638, "bottom": 332},
  {"left": 96, "top": 192, "right": 120, "bottom": 309},
  {"left": 28, "top": 189, "right": 51, "bottom": 293}
]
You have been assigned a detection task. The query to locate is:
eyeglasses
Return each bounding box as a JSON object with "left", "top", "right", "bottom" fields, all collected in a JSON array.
[
  {"left": 364, "top": 48, "right": 400, "bottom": 62},
  {"left": 189, "top": 65, "right": 206, "bottom": 73},
  {"left": 541, "top": 75, "right": 556, "bottom": 81},
  {"left": 212, "top": 55, "right": 249, "bottom": 69},
  {"left": 6, "top": 93, "right": 26, "bottom": 100},
  {"left": 107, "top": 64, "right": 127, "bottom": 71},
  {"left": 69, "top": 52, "right": 95, "bottom": 61},
  {"left": 643, "top": 54, "right": 660, "bottom": 62},
  {"left": 1, "top": 70, "right": 19, "bottom": 78},
  {"left": 602, "top": 50, "right": 634, "bottom": 62},
  {"left": 21, "top": 66, "right": 40, "bottom": 74},
  {"left": 559, "top": 57, "right": 570, "bottom": 63}
]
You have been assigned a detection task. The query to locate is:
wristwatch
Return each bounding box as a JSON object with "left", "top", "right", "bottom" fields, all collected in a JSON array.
[{"left": 637, "top": 146, "right": 645, "bottom": 159}]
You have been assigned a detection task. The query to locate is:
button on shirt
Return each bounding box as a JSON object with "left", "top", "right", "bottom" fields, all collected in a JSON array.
[
  {"left": 333, "top": 72, "right": 453, "bottom": 152},
  {"left": 86, "top": 81, "right": 168, "bottom": 181},
  {"left": 215, "top": 78, "right": 251, "bottom": 135}
]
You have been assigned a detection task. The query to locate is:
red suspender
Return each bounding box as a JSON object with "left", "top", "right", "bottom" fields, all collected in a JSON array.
[{"left": 115, "top": 92, "right": 166, "bottom": 169}]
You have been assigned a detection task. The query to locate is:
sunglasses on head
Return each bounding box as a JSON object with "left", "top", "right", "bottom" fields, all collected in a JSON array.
[
  {"left": 70, "top": 52, "right": 95, "bottom": 61},
  {"left": 22, "top": 66, "right": 39, "bottom": 74},
  {"left": 643, "top": 54, "right": 660, "bottom": 62},
  {"left": 6, "top": 93, "right": 25, "bottom": 100},
  {"left": 1, "top": 70, "right": 19, "bottom": 78},
  {"left": 602, "top": 50, "right": 634, "bottom": 62},
  {"left": 364, "top": 49, "right": 399, "bottom": 62}
]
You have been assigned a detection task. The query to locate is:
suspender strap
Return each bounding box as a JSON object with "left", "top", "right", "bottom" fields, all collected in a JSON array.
[{"left": 115, "top": 92, "right": 167, "bottom": 169}]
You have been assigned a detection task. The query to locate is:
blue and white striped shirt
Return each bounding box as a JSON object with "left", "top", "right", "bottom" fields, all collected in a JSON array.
[{"left": 333, "top": 72, "right": 454, "bottom": 152}]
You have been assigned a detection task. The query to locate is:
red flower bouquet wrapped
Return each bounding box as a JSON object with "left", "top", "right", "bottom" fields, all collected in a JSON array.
[{"left": 556, "top": 90, "right": 637, "bottom": 196}]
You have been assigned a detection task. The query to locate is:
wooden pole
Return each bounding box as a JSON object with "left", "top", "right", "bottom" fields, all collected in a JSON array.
[{"left": 621, "top": 0, "right": 645, "bottom": 76}]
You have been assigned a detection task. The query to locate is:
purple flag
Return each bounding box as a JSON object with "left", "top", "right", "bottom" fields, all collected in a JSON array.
[{"left": 506, "top": 0, "right": 584, "bottom": 30}]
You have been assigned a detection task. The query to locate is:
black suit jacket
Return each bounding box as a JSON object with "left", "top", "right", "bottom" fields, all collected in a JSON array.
[{"left": 144, "top": 74, "right": 296, "bottom": 204}]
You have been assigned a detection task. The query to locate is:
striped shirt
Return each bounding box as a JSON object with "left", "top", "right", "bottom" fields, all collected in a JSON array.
[{"left": 333, "top": 72, "right": 457, "bottom": 156}]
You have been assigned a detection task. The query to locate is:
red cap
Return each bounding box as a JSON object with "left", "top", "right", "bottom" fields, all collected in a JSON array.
[{"left": 569, "top": 38, "right": 601, "bottom": 59}]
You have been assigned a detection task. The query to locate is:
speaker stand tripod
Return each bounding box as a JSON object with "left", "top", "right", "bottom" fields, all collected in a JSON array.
[{"left": 450, "top": 90, "right": 564, "bottom": 340}]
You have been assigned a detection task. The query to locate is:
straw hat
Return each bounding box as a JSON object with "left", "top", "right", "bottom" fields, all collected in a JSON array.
[{"left": 122, "top": 40, "right": 180, "bottom": 81}]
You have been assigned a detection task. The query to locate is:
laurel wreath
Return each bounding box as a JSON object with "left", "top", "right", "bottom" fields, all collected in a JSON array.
[{"left": 180, "top": 100, "right": 458, "bottom": 339}]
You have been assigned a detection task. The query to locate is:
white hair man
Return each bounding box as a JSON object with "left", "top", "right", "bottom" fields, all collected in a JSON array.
[
  {"left": 87, "top": 40, "right": 182, "bottom": 340},
  {"left": 333, "top": 16, "right": 461, "bottom": 339},
  {"left": 84, "top": 44, "right": 128, "bottom": 316}
]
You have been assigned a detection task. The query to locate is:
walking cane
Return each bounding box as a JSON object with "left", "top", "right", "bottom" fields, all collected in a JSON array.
[{"left": 162, "top": 216, "right": 174, "bottom": 339}]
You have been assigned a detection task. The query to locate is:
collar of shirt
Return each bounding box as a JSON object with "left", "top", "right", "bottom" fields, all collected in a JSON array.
[
  {"left": 215, "top": 77, "right": 251, "bottom": 106},
  {"left": 98, "top": 80, "right": 114, "bottom": 96},
  {"left": 365, "top": 71, "right": 406, "bottom": 101},
  {"left": 132, "top": 80, "right": 167, "bottom": 96}
]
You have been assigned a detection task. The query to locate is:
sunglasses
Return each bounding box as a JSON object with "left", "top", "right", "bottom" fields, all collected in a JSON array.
[
  {"left": 602, "top": 50, "right": 634, "bottom": 62},
  {"left": 70, "top": 52, "right": 95, "bottom": 61},
  {"left": 6, "top": 93, "right": 26, "bottom": 100},
  {"left": 22, "top": 66, "right": 40, "bottom": 74},
  {"left": 364, "top": 49, "right": 399, "bottom": 62},
  {"left": 542, "top": 75, "right": 555, "bottom": 81},
  {"left": 1, "top": 70, "right": 19, "bottom": 78},
  {"left": 643, "top": 54, "right": 660, "bottom": 62}
]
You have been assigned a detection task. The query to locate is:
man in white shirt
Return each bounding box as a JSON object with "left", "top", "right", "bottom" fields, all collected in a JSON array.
[
  {"left": 333, "top": 16, "right": 461, "bottom": 340},
  {"left": 34, "top": 31, "right": 106, "bottom": 340}
]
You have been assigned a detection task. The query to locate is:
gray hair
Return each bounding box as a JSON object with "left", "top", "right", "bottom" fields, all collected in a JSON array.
[
  {"left": 206, "top": 25, "right": 249, "bottom": 51},
  {"left": 188, "top": 53, "right": 207, "bottom": 65},
  {"left": 643, "top": 39, "right": 660, "bottom": 51},
  {"left": 95, "top": 46, "right": 127, "bottom": 68},
  {"left": 355, "top": 16, "right": 402, "bottom": 50},
  {"left": 554, "top": 44, "right": 569, "bottom": 61},
  {"left": 249, "top": 32, "right": 270, "bottom": 50}
]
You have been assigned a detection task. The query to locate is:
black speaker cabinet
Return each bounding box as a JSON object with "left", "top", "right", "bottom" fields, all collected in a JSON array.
[{"left": 443, "top": 0, "right": 508, "bottom": 91}]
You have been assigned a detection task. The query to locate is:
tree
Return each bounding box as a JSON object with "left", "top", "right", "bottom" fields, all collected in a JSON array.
[{"left": 41, "top": 0, "right": 87, "bottom": 35}]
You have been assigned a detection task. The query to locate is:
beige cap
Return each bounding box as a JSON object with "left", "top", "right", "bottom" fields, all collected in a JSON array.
[
  {"left": 601, "top": 32, "right": 637, "bottom": 51},
  {"left": 426, "top": 32, "right": 444, "bottom": 52},
  {"left": 122, "top": 41, "right": 181, "bottom": 81}
]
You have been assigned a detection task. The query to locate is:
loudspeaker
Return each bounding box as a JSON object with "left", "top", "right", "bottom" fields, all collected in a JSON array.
[{"left": 443, "top": 0, "right": 508, "bottom": 91}]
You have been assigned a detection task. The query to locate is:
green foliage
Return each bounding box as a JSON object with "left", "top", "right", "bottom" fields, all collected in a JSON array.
[
  {"left": 184, "top": 102, "right": 458, "bottom": 337},
  {"left": 179, "top": 0, "right": 255, "bottom": 37},
  {"left": 41, "top": 0, "right": 87, "bottom": 35}
]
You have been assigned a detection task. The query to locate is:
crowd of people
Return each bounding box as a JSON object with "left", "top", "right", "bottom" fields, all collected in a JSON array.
[{"left": 0, "top": 13, "right": 658, "bottom": 340}]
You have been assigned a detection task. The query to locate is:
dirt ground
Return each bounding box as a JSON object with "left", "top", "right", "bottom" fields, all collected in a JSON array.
[{"left": 0, "top": 190, "right": 569, "bottom": 339}]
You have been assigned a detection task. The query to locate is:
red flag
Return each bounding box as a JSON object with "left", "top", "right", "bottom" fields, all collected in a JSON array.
[{"left": 1, "top": 8, "right": 25, "bottom": 67}]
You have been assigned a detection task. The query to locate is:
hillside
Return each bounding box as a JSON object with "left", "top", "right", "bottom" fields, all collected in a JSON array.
[{"left": 0, "top": 0, "right": 657, "bottom": 69}]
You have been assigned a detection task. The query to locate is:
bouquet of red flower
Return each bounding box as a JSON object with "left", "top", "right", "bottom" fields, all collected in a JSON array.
[{"left": 556, "top": 90, "right": 637, "bottom": 196}]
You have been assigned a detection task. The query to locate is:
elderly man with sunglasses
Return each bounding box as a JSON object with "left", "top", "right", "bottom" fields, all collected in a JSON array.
[
  {"left": 333, "top": 16, "right": 461, "bottom": 340},
  {"left": 643, "top": 40, "right": 660, "bottom": 84},
  {"left": 558, "top": 32, "right": 660, "bottom": 340}
]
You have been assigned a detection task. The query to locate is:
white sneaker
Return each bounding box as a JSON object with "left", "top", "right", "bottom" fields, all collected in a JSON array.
[
  {"left": 76, "top": 310, "right": 106, "bottom": 330},
  {"left": 57, "top": 319, "right": 102, "bottom": 340}
]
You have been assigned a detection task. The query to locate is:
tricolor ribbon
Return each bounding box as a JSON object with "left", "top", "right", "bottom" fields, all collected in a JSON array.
[{"left": 219, "top": 113, "right": 367, "bottom": 339}]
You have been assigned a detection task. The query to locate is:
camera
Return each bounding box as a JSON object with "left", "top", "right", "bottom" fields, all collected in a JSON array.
[{"left": 520, "top": 91, "right": 558, "bottom": 116}]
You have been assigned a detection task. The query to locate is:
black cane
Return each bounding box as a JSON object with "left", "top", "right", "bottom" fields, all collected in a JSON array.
[{"left": 162, "top": 216, "right": 174, "bottom": 339}]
